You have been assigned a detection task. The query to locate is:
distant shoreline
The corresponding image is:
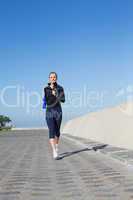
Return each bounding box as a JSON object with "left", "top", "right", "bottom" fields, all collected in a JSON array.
[{"left": 11, "top": 127, "right": 48, "bottom": 130}]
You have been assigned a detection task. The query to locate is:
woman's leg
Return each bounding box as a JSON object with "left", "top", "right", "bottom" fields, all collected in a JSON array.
[
  {"left": 54, "top": 109, "right": 62, "bottom": 153},
  {"left": 46, "top": 110, "right": 58, "bottom": 158},
  {"left": 49, "top": 138, "right": 58, "bottom": 159},
  {"left": 54, "top": 136, "right": 59, "bottom": 153},
  {"left": 49, "top": 138, "right": 56, "bottom": 151},
  {"left": 55, "top": 136, "right": 59, "bottom": 144}
]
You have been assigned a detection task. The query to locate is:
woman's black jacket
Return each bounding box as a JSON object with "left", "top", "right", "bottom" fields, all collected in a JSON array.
[{"left": 44, "top": 82, "right": 65, "bottom": 108}]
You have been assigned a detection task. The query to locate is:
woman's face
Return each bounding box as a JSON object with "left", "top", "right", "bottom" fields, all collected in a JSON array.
[{"left": 49, "top": 73, "right": 57, "bottom": 83}]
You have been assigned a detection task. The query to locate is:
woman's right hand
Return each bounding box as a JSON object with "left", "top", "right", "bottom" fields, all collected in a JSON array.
[
  {"left": 50, "top": 83, "right": 56, "bottom": 96},
  {"left": 50, "top": 83, "right": 54, "bottom": 89},
  {"left": 52, "top": 90, "right": 56, "bottom": 96}
]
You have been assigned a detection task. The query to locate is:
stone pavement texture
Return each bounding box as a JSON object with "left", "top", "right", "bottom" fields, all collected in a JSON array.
[{"left": 0, "top": 130, "right": 133, "bottom": 200}]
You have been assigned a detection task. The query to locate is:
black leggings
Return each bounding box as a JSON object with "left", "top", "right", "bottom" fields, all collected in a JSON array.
[{"left": 46, "top": 106, "right": 62, "bottom": 139}]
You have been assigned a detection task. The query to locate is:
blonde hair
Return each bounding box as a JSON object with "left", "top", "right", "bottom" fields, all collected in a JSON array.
[{"left": 49, "top": 72, "right": 58, "bottom": 79}]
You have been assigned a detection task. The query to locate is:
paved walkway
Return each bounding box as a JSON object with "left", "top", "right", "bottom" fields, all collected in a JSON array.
[{"left": 0, "top": 129, "right": 133, "bottom": 200}]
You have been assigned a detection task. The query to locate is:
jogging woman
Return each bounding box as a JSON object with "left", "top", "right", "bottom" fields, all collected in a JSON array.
[{"left": 43, "top": 72, "right": 65, "bottom": 159}]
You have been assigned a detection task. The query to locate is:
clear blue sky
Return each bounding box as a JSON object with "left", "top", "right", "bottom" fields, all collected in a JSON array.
[{"left": 0, "top": 0, "right": 133, "bottom": 127}]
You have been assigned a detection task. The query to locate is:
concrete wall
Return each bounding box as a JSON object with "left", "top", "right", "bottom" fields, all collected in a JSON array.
[{"left": 62, "top": 101, "right": 133, "bottom": 150}]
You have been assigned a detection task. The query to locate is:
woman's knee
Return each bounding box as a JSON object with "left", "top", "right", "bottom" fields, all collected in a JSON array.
[
  {"left": 49, "top": 131, "right": 55, "bottom": 139},
  {"left": 55, "top": 131, "right": 60, "bottom": 138}
]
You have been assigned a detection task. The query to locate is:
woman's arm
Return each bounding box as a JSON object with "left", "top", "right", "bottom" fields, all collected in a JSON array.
[
  {"left": 42, "top": 95, "right": 46, "bottom": 109},
  {"left": 57, "top": 87, "right": 65, "bottom": 103},
  {"left": 44, "top": 85, "right": 65, "bottom": 106},
  {"left": 44, "top": 87, "right": 57, "bottom": 105}
]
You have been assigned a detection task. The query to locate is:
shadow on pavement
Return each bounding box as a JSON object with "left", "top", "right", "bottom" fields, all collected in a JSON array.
[{"left": 57, "top": 144, "right": 108, "bottom": 160}]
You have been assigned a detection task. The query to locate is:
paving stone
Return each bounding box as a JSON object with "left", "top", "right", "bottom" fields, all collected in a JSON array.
[{"left": 0, "top": 130, "right": 133, "bottom": 200}]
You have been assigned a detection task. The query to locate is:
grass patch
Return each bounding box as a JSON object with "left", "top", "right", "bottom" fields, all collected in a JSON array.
[{"left": 0, "top": 126, "right": 12, "bottom": 132}]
